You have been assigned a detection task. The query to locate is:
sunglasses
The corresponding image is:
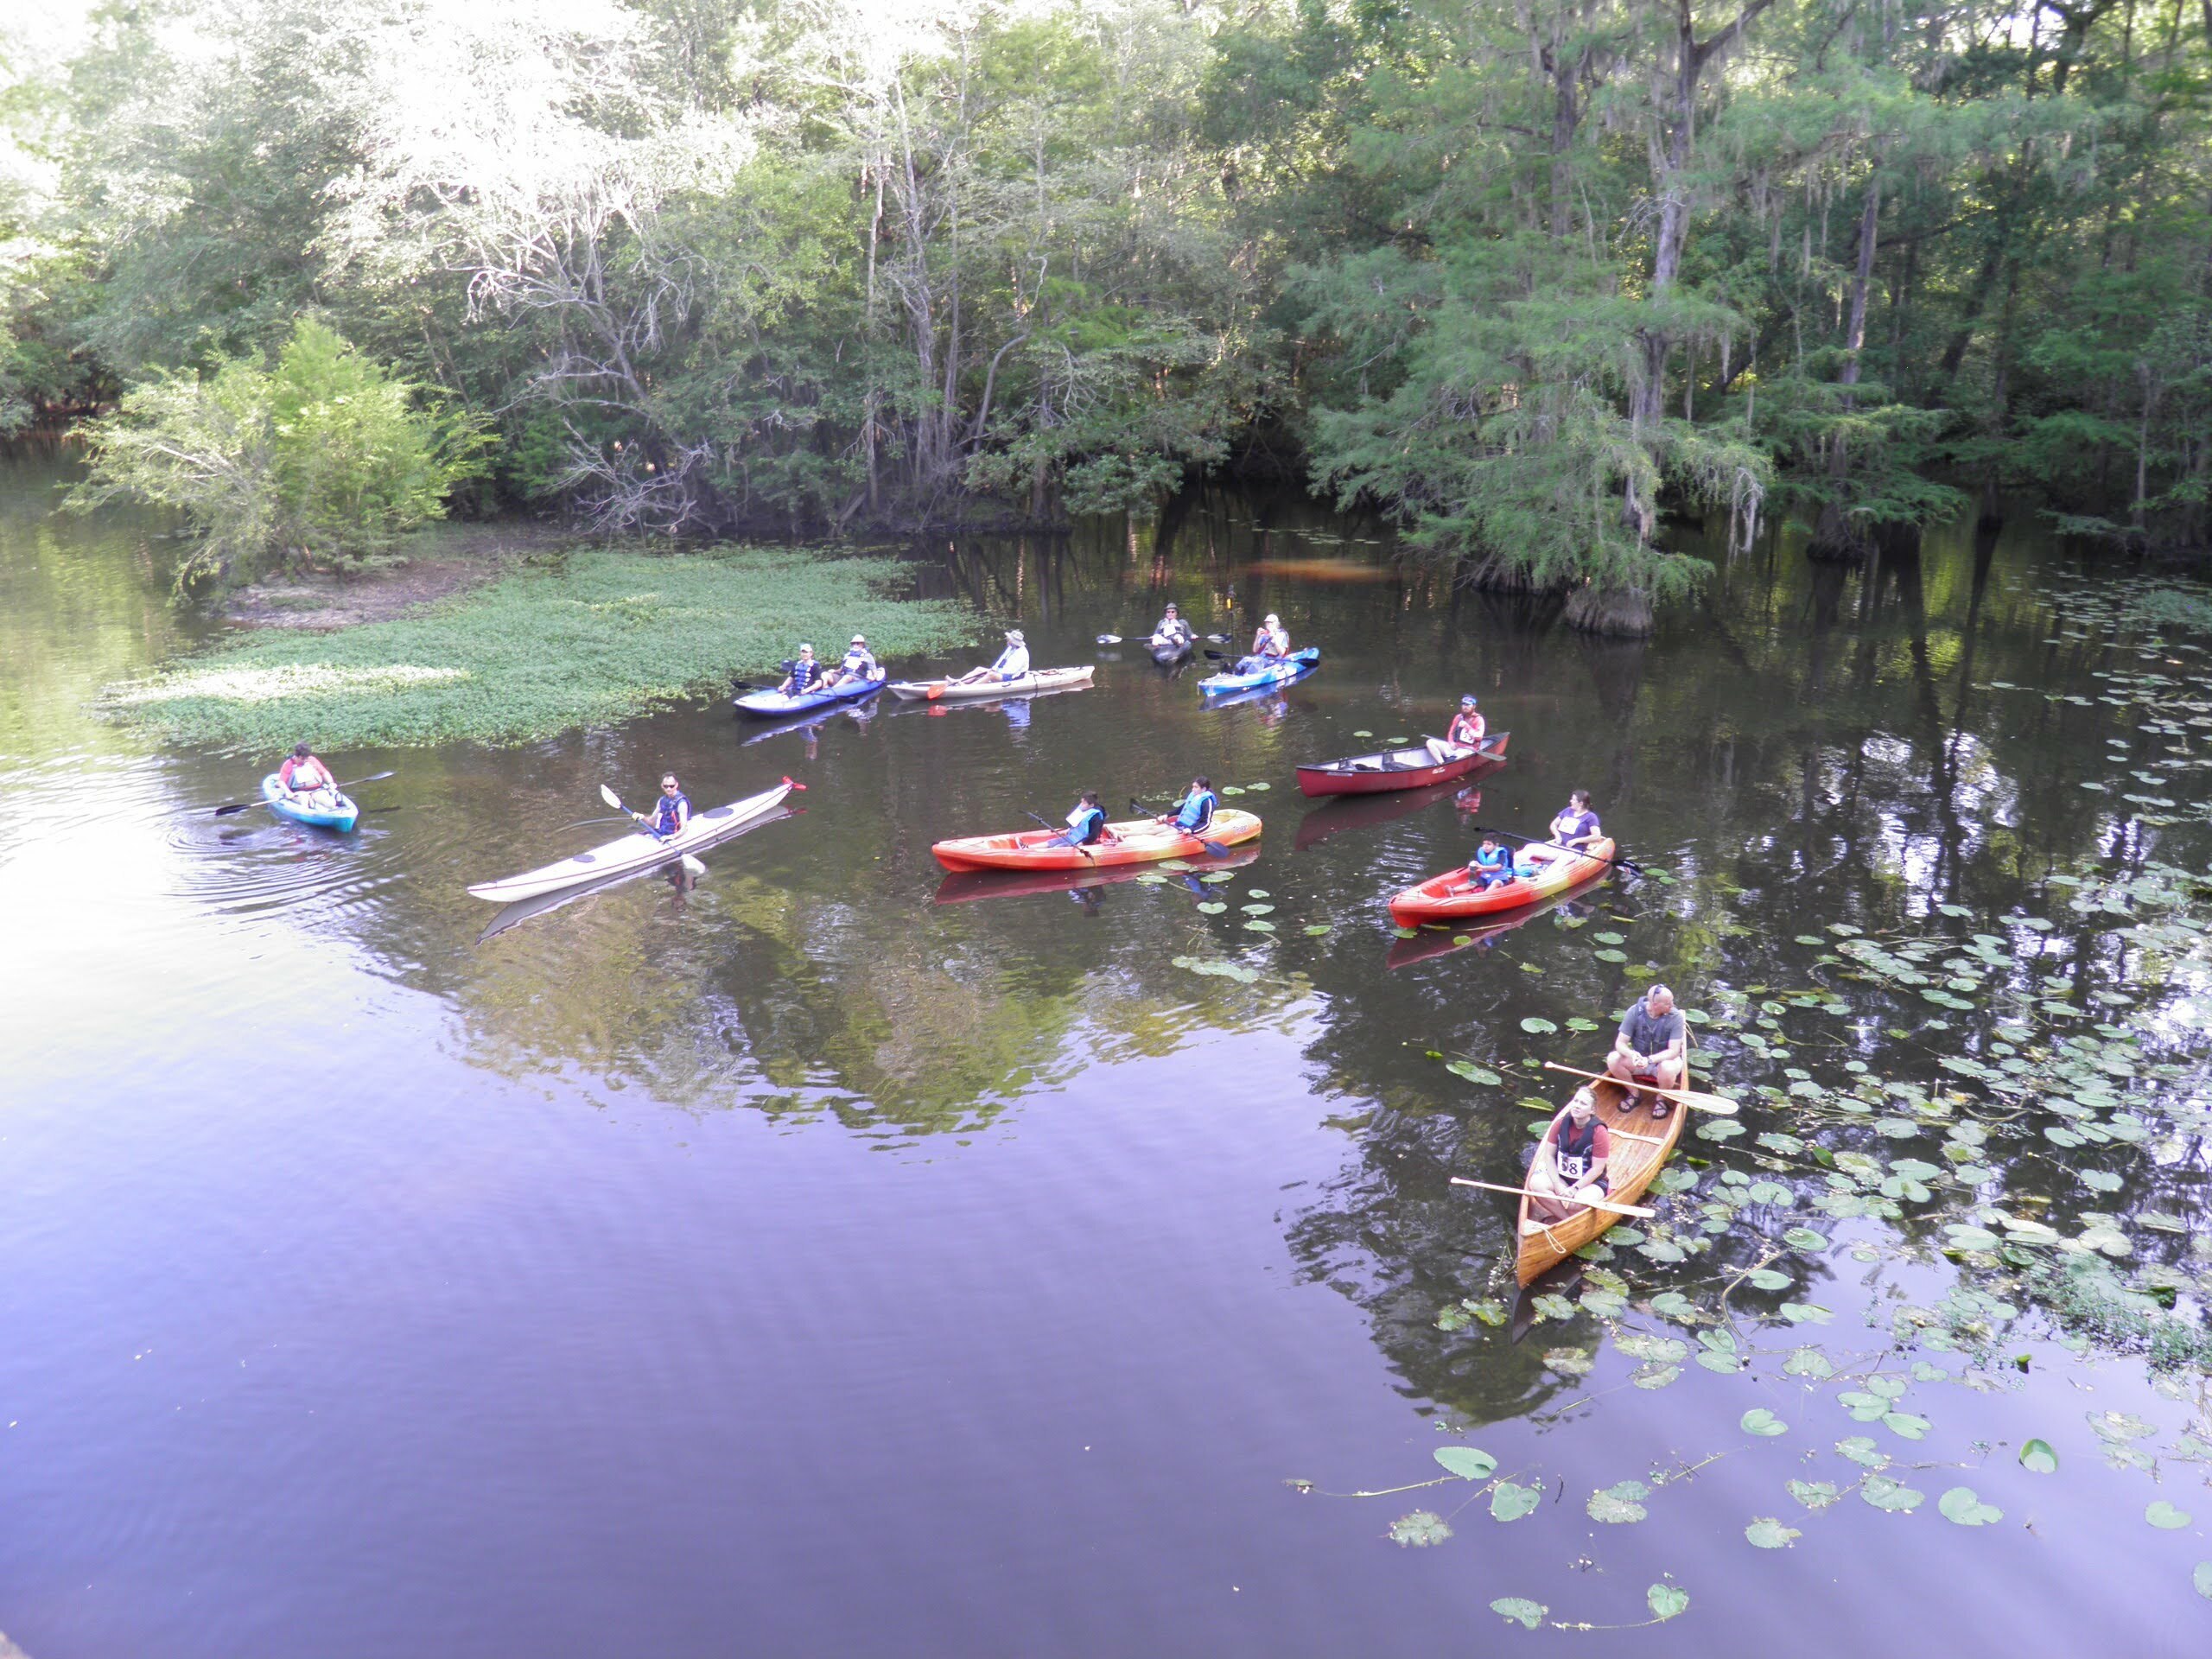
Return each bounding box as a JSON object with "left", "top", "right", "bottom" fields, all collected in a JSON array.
[{"left": 661, "top": 783, "right": 678, "bottom": 791}]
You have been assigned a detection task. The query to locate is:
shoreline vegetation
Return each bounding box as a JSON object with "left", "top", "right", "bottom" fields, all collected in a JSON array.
[{"left": 98, "top": 545, "right": 973, "bottom": 752}]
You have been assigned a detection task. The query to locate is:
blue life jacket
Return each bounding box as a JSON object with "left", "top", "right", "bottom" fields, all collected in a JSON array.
[
  {"left": 1070, "top": 805, "right": 1106, "bottom": 845},
  {"left": 1175, "top": 790, "right": 1217, "bottom": 832},
  {"left": 789, "top": 658, "right": 820, "bottom": 692},
  {"left": 650, "top": 791, "right": 691, "bottom": 837},
  {"left": 1472, "top": 844, "right": 1510, "bottom": 872}
]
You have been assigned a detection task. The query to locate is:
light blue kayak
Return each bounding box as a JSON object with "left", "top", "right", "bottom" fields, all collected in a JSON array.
[
  {"left": 734, "top": 671, "right": 887, "bottom": 718},
  {"left": 260, "top": 773, "right": 359, "bottom": 832},
  {"left": 1198, "top": 645, "right": 1320, "bottom": 697}
]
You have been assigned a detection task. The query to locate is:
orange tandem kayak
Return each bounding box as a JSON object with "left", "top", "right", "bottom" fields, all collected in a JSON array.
[
  {"left": 1388, "top": 837, "right": 1616, "bottom": 924},
  {"left": 932, "top": 809, "right": 1262, "bottom": 873}
]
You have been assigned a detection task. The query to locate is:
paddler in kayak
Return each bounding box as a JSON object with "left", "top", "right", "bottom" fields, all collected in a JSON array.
[
  {"left": 629, "top": 774, "right": 692, "bottom": 842},
  {"left": 823, "top": 633, "right": 877, "bottom": 688},
  {"left": 950, "top": 628, "right": 1030, "bottom": 686},
  {"left": 1525, "top": 1086, "right": 1611, "bottom": 1224},
  {"left": 1427, "top": 695, "right": 1484, "bottom": 763},
  {"left": 1464, "top": 833, "right": 1513, "bottom": 890},
  {"left": 1047, "top": 791, "right": 1117, "bottom": 849},
  {"left": 1236, "top": 613, "right": 1289, "bottom": 674},
  {"left": 1548, "top": 789, "right": 1603, "bottom": 852},
  {"left": 1606, "top": 983, "right": 1687, "bottom": 1116},
  {"left": 777, "top": 644, "right": 823, "bottom": 696},
  {"left": 278, "top": 741, "right": 338, "bottom": 805},
  {"left": 1155, "top": 776, "right": 1218, "bottom": 836},
  {"left": 1151, "top": 603, "right": 1194, "bottom": 648}
]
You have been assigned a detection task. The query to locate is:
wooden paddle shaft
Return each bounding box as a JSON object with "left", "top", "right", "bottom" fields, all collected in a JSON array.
[
  {"left": 1447, "top": 1176, "right": 1655, "bottom": 1218},
  {"left": 1542, "top": 1059, "right": 1737, "bottom": 1115}
]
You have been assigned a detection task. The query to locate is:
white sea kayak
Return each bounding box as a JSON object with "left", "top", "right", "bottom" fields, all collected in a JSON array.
[
  {"left": 886, "top": 665, "right": 1095, "bottom": 702},
  {"left": 466, "top": 779, "right": 798, "bottom": 904}
]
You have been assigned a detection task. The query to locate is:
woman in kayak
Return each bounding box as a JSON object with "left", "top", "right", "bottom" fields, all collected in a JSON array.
[
  {"left": 1049, "top": 792, "right": 1116, "bottom": 849},
  {"left": 823, "top": 634, "right": 878, "bottom": 687},
  {"left": 951, "top": 629, "right": 1029, "bottom": 686},
  {"left": 778, "top": 645, "right": 822, "bottom": 696},
  {"left": 631, "top": 775, "right": 692, "bottom": 842},
  {"left": 1548, "top": 789, "right": 1603, "bottom": 852},
  {"left": 278, "top": 741, "right": 338, "bottom": 804},
  {"left": 1156, "top": 776, "right": 1217, "bottom": 836},
  {"left": 1236, "top": 613, "right": 1289, "bottom": 673}
]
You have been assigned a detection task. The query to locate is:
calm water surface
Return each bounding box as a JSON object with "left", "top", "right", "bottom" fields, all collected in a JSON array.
[{"left": 1, "top": 450, "right": 2208, "bottom": 1656}]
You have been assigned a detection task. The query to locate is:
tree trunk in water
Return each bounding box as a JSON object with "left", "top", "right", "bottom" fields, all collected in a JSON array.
[{"left": 1563, "top": 581, "right": 1656, "bottom": 637}]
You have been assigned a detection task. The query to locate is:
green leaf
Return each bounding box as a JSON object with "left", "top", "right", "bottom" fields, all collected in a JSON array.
[
  {"left": 1746, "top": 1516, "right": 1801, "bottom": 1549},
  {"left": 1861, "top": 1476, "right": 1925, "bottom": 1512},
  {"left": 1646, "top": 1583, "right": 1690, "bottom": 1622},
  {"left": 1740, "top": 1408, "right": 1788, "bottom": 1437},
  {"left": 2195, "top": 1561, "right": 2212, "bottom": 1600},
  {"left": 1784, "top": 1346, "right": 1835, "bottom": 1379},
  {"left": 1520, "top": 1016, "right": 1558, "bottom": 1034},
  {"left": 1491, "top": 1597, "right": 1546, "bottom": 1629},
  {"left": 1783, "top": 1226, "right": 1829, "bottom": 1251},
  {"left": 2019, "top": 1440, "right": 2059, "bottom": 1474},
  {"left": 1491, "top": 1480, "right": 1542, "bottom": 1522},
  {"left": 1789, "top": 1479, "right": 1842, "bottom": 1510},
  {"left": 2147, "top": 1501, "right": 2193, "bottom": 1529},
  {"left": 1434, "top": 1446, "right": 1497, "bottom": 1481},
  {"left": 1587, "top": 1480, "right": 1651, "bottom": 1523},
  {"left": 1444, "top": 1059, "right": 1502, "bottom": 1086},
  {"left": 1939, "top": 1487, "right": 2003, "bottom": 1526},
  {"left": 1389, "top": 1510, "right": 1452, "bottom": 1547},
  {"left": 1883, "top": 1413, "right": 1932, "bottom": 1442}
]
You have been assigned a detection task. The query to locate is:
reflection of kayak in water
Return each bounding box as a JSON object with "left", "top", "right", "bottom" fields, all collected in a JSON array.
[
  {"left": 739, "top": 704, "right": 867, "bottom": 747},
  {"left": 467, "top": 780, "right": 798, "bottom": 905},
  {"left": 475, "top": 804, "right": 801, "bottom": 940},
  {"left": 1294, "top": 781, "right": 1482, "bottom": 852},
  {"left": 1149, "top": 633, "right": 1194, "bottom": 664},
  {"left": 932, "top": 842, "right": 1259, "bottom": 904},
  {"left": 1384, "top": 871, "right": 1608, "bottom": 969},
  {"left": 932, "top": 810, "right": 1262, "bottom": 872}
]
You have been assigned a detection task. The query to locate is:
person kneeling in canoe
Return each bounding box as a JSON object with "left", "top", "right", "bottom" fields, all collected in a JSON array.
[
  {"left": 1607, "top": 983, "right": 1686, "bottom": 1118},
  {"left": 823, "top": 633, "right": 877, "bottom": 688},
  {"left": 1526, "top": 1087, "right": 1611, "bottom": 1226},
  {"left": 951, "top": 629, "right": 1029, "bottom": 686},
  {"left": 631, "top": 774, "right": 691, "bottom": 842},
  {"left": 1157, "top": 776, "right": 1217, "bottom": 836},
  {"left": 1465, "top": 834, "right": 1513, "bottom": 890},
  {"left": 1236, "top": 613, "right": 1289, "bottom": 674},
  {"left": 1427, "top": 695, "right": 1484, "bottom": 763},
  {"left": 778, "top": 645, "right": 823, "bottom": 696},
  {"left": 1548, "top": 789, "right": 1603, "bottom": 852},
  {"left": 279, "top": 741, "right": 338, "bottom": 806},
  {"left": 1049, "top": 792, "right": 1117, "bottom": 849}
]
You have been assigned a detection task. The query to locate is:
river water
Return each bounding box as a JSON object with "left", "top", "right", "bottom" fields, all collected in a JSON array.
[{"left": 1, "top": 448, "right": 2208, "bottom": 1656}]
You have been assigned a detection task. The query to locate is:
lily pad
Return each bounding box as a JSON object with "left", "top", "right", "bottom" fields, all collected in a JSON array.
[
  {"left": 1939, "top": 1487, "right": 2003, "bottom": 1526},
  {"left": 1389, "top": 1510, "right": 1452, "bottom": 1547},
  {"left": 1789, "top": 1478, "right": 1842, "bottom": 1510},
  {"left": 2019, "top": 1439, "right": 2059, "bottom": 1474},
  {"left": 1646, "top": 1584, "right": 1690, "bottom": 1622},
  {"left": 1746, "top": 1516, "right": 1801, "bottom": 1548},
  {"left": 1587, "top": 1480, "right": 1650, "bottom": 1523},
  {"left": 1520, "top": 1016, "right": 1558, "bottom": 1034},
  {"left": 1741, "top": 1408, "right": 1788, "bottom": 1437},
  {"left": 1434, "top": 1446, "right": 1498, "bottom": 1481},
  {"left": 2147, "top": 1501, "right": 2193, "bottom": 1529},
  {"left": 1445, "top": 1060, "right": 1502, "bottom": 1086},
  {"left": 1491, "top": 1480, "right": 1541, "bottom": 1522},
  {"left": 1861, "top": 1475, "right": 1925, "bottom": 1512},
  {"left": 1491, "top": 1598, "right": 1546, "bottom": 1630}
]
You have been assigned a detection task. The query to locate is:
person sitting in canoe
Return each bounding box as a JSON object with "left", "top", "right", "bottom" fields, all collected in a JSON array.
[
  {"left": 824, "top": 633, "right": 877, "bottom": 687},
  {"left": 1548, "top": 789, "right": 1603, "bottom": 852},
  {"left": 278, "top": 741, "right": 338, "bottom": 804},
  {"left": 1525, "top": 1087, "right": 1611, "bottom": 1225},
  {"left": 1606, "top": 983, "right": 1687, "bottom": 1117},
  {"left": 1156, "top": 776, "right": 1217, "bottom": 836},
  {"left": 1049, "top": 792, "right": 1117, "bottom": 849},
  {"left": 778, "top": 645, "right": 823, "bottom": 696},
  {"left": 1465, "top": 834, "right": 1513, "bottom": 890},
  {"left": 1236, "top": 613, "right": 1290, "bottom": 673},
  {"left": 951, "top": 629, "right": 1030, "bottom": 686},
  {"left": 630, "top": 774, "right": 692, "bottom": 842},
  {"left": 1151, "top": 604, "right": 1194, "bottom": 647},
  {"left": 1427, "top": 695, "right": 1485, "bottom": 763}
]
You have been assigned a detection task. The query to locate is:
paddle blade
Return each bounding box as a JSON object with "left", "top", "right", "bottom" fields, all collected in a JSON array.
[
  {"left": 600, "top": 785, "right": 623, "bottom": 810},
  {"left": 1676, "top": 1090, "right": 1739, "bottom": 1116},
  {"left": 926, "top": 683, "right": 944, "bottom": 700},
  {"left": 780, "top": 775, "right": 806, "bottom": 791},
  {"left": 1095, "top": 633, "right": 1121, "bottom": 645},
  {"left": 213, "top": 803, "right": 251, "bottom": 817}
]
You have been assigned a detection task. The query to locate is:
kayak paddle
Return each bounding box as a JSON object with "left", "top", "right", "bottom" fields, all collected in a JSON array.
[
  {"left": 214, "top": 770, "right": 394, "bottom": 816},
  {"left": 1126, "top": 796, "right": 1230, "bottom": 859},
  {"left": 599, "top": 784, "right": 707, "bottom": 876},
  {"left": 1476, "top": 823, "right": 1648, "bottom": 877},
  {"left": 1023, "top": 810, "right": 1096, "bottom": 861}
]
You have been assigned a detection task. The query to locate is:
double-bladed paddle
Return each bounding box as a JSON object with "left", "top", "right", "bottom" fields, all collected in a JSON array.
[
  {"left": 600, "top": 784, "right": 708, "bottom": 876},
  {"left": 1447, "top": 1176, "right": 1656, "bottom": 1219},
  {"left": 1127, "top": 795, "right": 1230, "bottom": 859},
  {"left": 213, "top": 770, "right": 394, "bottom": 816},
  {"left": 1023, "top": 810, "right": 1096, "bottom": 861},
  {"left": 1475, "top": 822, "right": 1649, "bottom": 877}
]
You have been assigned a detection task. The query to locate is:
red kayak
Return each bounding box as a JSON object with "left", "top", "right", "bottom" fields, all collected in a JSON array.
[
  {"left": 1297, "top": 732, "right": 1509, "bottom": 797},
  {"left": 1388, "top": 837, "right": 1617, "bottom": 924},
  {"left": 1385, "top": 869, "right": 1610, "bottom": 968},
  {"left": 934, "top": 843, "right": 1260, "bottom": 904},
  {"left": 932, "top": 809, "right": 1263, "bottom": 873}
]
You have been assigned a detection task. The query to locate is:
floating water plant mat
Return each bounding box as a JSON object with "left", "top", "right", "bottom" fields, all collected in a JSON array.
[{"left": 1300, "top": 840, "right": 2212, "bottom": 1624}]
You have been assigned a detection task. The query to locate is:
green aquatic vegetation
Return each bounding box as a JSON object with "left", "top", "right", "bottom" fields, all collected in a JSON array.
[
  {"left": 1389, "top": 1510, "right": 1452, "bottom": 1546},
  {"left": 1745, "top": 1516, "right": 1801, "bottom": 1548},
  {"left": 1586, "top": 1480, "right": 1650, "bottom": 1523},
  {"left": 1938, "top": 1488, "right": 2003, "bottom": 1527},
  {"left": 1490, "top": 1598, "right": 1545, "bottom": 1629},
  {"left": 100, "top": 546, "right": 972, "bottom": 750}
]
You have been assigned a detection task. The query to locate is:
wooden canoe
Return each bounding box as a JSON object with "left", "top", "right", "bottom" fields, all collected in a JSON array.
[
  {"left": 1295, "top": 731, "right": 1509, "bottom": 796},
  {"left": 1514, "top": 1050, "right": 1692, "bottom": 1286}
]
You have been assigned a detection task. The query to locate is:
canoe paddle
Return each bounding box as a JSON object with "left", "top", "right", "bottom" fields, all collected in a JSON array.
[
  {"left": 1476, "top": 823, "right": 1649, "bottom": 877},
  {"left": 1023, "top": 810, "right": 1096, "bottom": 861},
  {"left": 1447, "top": 1176, "right": 1657, "bottom": 1219},
  {"left": 1541, "top": 1060, "right": 1738, "bottom": 1116},
  {"left": 213, "top": 770, "right": 394, "bottom": 815},
  {"left": 1127, "top": 795, "right": 1230, "bottom": 858},
  {"left": 599, "top": 784, "right": 707, "bottom": 876}
]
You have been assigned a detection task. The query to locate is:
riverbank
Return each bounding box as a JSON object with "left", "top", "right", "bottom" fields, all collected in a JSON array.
[
  {"left": 99, "top": 543, "right": 976, "bottom": 751},
  {"left": 217, "top": 518, "right": 575, "bottom": 632}
]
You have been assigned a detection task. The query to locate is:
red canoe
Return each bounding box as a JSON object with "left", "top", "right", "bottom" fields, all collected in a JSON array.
[
  {"left": 1388, "top": 837, "right": 1617, "bottom": 925},
  {"left": 931, "top": 809, "right": 1262, "bottom": 873},
  {"left": 1296, "top": 732, "right": 1509, "bottom": 797}
]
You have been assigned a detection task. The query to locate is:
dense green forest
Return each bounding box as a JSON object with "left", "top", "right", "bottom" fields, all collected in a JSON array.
[{"left": 4, "top": 0, "right": 2211, "bottom": 626}]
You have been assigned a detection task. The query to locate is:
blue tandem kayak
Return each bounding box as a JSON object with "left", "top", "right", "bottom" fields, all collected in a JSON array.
[
  {"left": 734, "top": 671, "right": 888, "bottom": 718},
  {"left": 1198, "top": 645, "right": 1320, "bottom": 697},
  {"left": 260, "top": 773, "right": 360, "bottom": 832}
]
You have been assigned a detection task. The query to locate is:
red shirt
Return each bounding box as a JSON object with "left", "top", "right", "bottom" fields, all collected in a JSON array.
[
  {"left": 280, "top": 756, "right": 332, "bottom": 791},
  {"left": 1542, "top": 1112, "right": 1611, "bottom": 1182},
  {"left": 1447, "top": 710, "right": 1485, "bottom": 746}
]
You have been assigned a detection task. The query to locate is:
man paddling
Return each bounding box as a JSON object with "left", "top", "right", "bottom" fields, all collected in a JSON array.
[
  {"left": 1152, "top": 603, "right": 1193, "bottom": 647},
  {"left": 1048, "top": 791, "right": 1116, "bottom": 849},
  {"left": 1428, "top": 695, "right": 1484, "bottom": 763},
  {"left": 1157, "top": 776, "right": 1217, "bottom": 836},
  {"left": 1606, "top": 983, "right": 1687, "bottom": 1117},
  {"left": 1525, "top": 1086, "right": 1612, "bottom": 1226},
  {"left": 278, "top": 741, "right": 337, "bottom": 805},
  {"left": 778, "top": 645, "right": 823, "bottom": 696},
  {"left": 951, "top": 628, "right": 1029, "bottom": 686},
  {"left": 1548, "top": 789, "right": 1603, "bottom": 852},
  {"left": 631, "top": 774, "right": 692, "bottom": 842}
]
